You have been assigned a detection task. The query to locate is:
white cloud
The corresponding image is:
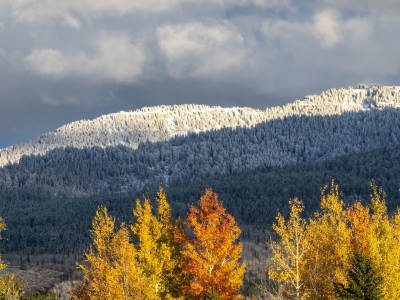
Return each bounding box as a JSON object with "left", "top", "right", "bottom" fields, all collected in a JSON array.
[
  {"left": 24, "top": 35, "right": 146, "bottom": 83},
  {"left": 1, "top": 0, "right": 288, "bottom": 26},
  {"left": 262, "top": 19, "right": 311, "bottom": 39},
  {"left": 320, "top": 0, "right": 400, "bottom": 14},
  {"left": 158, "top": 21, "right": 247, "bottom": 78},
  {"left": 262, "top": 10, "right": 372, "bottom": 49},
  {"left": 223, "top": 0, "right": 291, "bottom": 9},
  {"left": 312, "top": 9, "right": 342, "bottom": 48},
  {"left": 62, "top": 15, "right": 81, "bottom": 29},
  {"left": 2, "top": 0, "right": 184, "bottom": 26}
]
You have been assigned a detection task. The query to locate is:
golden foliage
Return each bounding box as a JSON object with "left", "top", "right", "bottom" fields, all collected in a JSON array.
[
  {"left": 179, "top": 188, "right": 245, "bottom": 300},
  {"left": 305, "top": 182, "right": 351, "bottom": 299},
  {"left": 269, "top": 180, "right": 400, "bottom": 300},
  {"left": 268, "top": 197, "right": 309, "bottom": 300},
  {"left": 367, "top": 181, "right": 400, "bottom": 300},
  {"left": 131, "top": 187, "right": 185, "bottom": 300},
  {"left": 0, "top": 217, "right": 6, "bottom": 271},
  {"left": 71, "top": 207, "right": 147, "bottom": 300}
]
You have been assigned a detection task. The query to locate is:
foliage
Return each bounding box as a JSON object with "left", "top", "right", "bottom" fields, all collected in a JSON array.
[
  {"left": 179, "top": 188, "right": 245, "bottom": 300},
  {"left": 70, "top": 188, "right": 246, "bottom": 299},
  {"left": 334, "top": 252, "right": 383, "bottom": 300},
  {"left": 304, "top": 181, "right": 351, "bottom": 299},
  {"left": 71, "top": 207, "right": 147, "bottom": 300},
  {"left": 204, "top": 287, "right": 221, "bottom": 300},
  {"left": 268, "top": 198, "right": 309, "bottom": 300},
  {"left": 0, "top": 274, "right": 24, "bottom": 300},
  {"left": 0, "top": 217, "right": 6, "bottom": 271},
  {"left": 268, "top": 181, "right": 400, "bottom": 300},
  {"left": 131, "top": 186, "right": 185, "bottom": 299},
  {"left": 24, "top": 291, "right": 58, "bottom": 300}
]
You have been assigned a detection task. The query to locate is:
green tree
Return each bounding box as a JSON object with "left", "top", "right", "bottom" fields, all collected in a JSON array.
[
  {"left": 24, "top": 291, "right": 58, "bottom": 300},
  {"left": 334, "top": 252, "right": 384, "bottom": 300},
  {"left": 204, "top": 287, "right": 221, "bottom": 300}
]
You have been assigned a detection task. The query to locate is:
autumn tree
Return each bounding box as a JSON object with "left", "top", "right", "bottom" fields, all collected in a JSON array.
[
  {"left": 0, "top": 217, "right": 5, "bottom": 271},
  {"left": 366, "top": 182, "right": 400, "bottom": 300},
  {"left": 0, "top": 217, "right": 26, "bottom": 300},
  {"left": 268, "top": 198, "right": 309, "bottom": 300},
  {"left": 304, "top": 182, "right": 351, "bottom": 299},
  {"left": 347, "top": 201, "right": 371, "bottom": 254},
  {"left": 179, "top": 188, "right": 245, "bottom": 300},
  {"left": 131, "top": 187, "right": 185, "bottom": 300},
  {"left": 71, "top": 207, "right": 147, "bottom": 300}
]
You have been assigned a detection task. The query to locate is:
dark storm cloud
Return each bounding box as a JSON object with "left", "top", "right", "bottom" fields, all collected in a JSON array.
[{"left": 0, "top": 0, "right": 399, "bottom": 148}]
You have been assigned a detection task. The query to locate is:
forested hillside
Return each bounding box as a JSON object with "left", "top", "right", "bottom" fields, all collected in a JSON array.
[
  {"left": 1, "top": 84, "right": 399, "bottom": 168},
  {"left": 1, "top": 84, "right": 400, "bottom": 256}
]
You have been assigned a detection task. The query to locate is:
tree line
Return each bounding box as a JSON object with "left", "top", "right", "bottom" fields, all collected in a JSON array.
[
  {"left": 1, "top": 182, "right": 400, "bottom": 299},
  {"left": 266, "top": 181, "right": 397, "bottom": 300},
  {"left": 71, "top": 187, "right": 245, "bottom": 300}
]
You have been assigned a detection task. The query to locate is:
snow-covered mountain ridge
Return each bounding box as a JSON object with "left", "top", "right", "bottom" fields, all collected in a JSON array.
[{"left": 1, "top": 84, "right": 399, "bottom": 167}]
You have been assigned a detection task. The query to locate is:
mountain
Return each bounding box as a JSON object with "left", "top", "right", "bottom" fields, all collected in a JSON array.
[
  {"left": 1, "top": 84, "right": 400, "bottom": 254},
  {"left": 2, "top": 84, "right": 399, "bottom": 168}
]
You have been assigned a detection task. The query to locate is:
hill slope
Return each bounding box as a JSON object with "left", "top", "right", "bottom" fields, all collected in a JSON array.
[
  {"left": 1, "top": 85, "right": 399, "bottom": 167},
  {"left": 1, "top": 85, "right": 400, "bottom": 254}
]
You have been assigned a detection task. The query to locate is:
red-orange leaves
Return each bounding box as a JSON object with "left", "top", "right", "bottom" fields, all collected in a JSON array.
[
  {"left": 347, "top": 201, "right": 371, "bottom": 254},
  {"left": 179, "top": 188, "right": 245, "bottom": 300}
]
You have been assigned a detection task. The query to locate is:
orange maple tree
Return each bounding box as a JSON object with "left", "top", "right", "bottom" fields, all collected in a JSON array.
[
  {"left": 347, "top": 201, "right": 371, "bottom": 254},
  {"left": 178, "top": 188, "right": 245, "bottom": 300}
]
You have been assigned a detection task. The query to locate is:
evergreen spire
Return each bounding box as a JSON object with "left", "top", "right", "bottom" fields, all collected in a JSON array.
[{"left": 334, "top": 252, "right": 384, "bottom": 300}]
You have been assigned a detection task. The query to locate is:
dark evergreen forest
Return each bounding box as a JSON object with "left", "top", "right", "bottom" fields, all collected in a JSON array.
[{"left": 1, "top": 103, "right": 400, "bottom": 254}]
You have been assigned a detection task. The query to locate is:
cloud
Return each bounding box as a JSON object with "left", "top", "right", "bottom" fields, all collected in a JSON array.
[
  {"left": 312, "top": 9, "right": 343, "bottom": 48},
  {"left": 158, "top": 21, "right": 247, "bottom": 78},
  {"left": 261, "top": 19, "right": 310, "bottom": 40},
  {"left": 24, "top": 35, "right": 146, "bottom": 83},
  {"left": 62, "top": 15, "right": 81, "bottom": 29},
  {"left": 1, "top": 0, "right": 288, "bottom": 27},
  {"left": 320, "top": 0, "right": 400, "bottom": 14},
  {"left": 262, "top": 10, "right": 372, "bottom": 49},
  {"left": 1, "top": 0, "right": 183, "bottom": 26}
]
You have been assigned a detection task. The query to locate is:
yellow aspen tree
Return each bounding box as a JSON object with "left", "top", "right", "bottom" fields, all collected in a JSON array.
[
  {"left": 367, "top": 182, "right": 399, "bottom": 299},
  {"left": 0, "top": 217, "right": 5, "bottom": 271},
  {"left": 71, "top": 207, "right": 147, "bottom": 300},
  {"left": 179, "top": 188, "right": 245, "bottom": 300},
  {"left": 304, "top": 182, "right": 351, "bottom": 299},
  {"left": 268, "top": 197, "right": 309, "bottom": 300},
  {"left": 390, "top": 208, "right": 400, "bottom": 297},
  {"left": 131, "top": 187, "right": 185, "bottom": 300},
  {"left": 155, "top": 187, "right": 186, "bottom": 300}
]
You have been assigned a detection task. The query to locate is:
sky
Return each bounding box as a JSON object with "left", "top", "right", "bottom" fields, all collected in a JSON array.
[{"left": 0, "top": 0, "right": 399, "bottom": 148}]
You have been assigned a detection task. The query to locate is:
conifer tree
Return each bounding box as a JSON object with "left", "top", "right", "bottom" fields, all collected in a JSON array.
[
  {"left": 179, "top": 188, "right": 245, "bottom": 300},
  {"left": 334, "top": 252, "right": 383, "bottom": 300}
]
